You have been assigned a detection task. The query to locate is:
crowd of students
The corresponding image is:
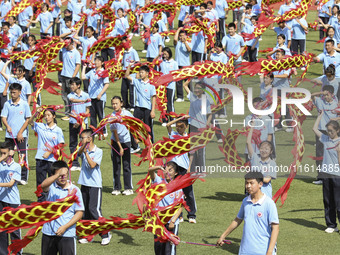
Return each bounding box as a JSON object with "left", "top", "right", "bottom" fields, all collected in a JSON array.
[{"left": 0, "top": 0, "right": 340, "bottom": 254}]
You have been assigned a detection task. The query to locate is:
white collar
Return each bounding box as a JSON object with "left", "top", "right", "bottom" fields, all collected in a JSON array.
[{"left": 246, "top": 193, "right": 266, "bottom": 205}]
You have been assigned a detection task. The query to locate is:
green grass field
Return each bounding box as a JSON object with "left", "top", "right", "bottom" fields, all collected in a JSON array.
[{"left": 3, "top": 9, "right": 340, "bottom": 255}]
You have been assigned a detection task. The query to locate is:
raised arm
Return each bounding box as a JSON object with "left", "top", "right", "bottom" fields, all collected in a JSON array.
[
  {"left": 0, "top": 60, "right": 11, "bottom": 81},
  {"left": 246, "top": 124, "right": 255, "bottom": 158},
  {"left": 312, "top": 111, "right": 324, "bottom": 138}
]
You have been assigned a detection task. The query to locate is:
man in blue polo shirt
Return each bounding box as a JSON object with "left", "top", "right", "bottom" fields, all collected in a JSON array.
[
  {"left": 314, "top": 39, "right": 340, "bottom": 78},
  {"left": 77, "top": 129, "right": 111, "bottom": 245},
  {"left": 41, "top": 160, "right": 84, "bottom": 255},
  {"left": 0, "top": 141, "right": 22, "bottom": 255},
  {"left": 125, "top": 64, "right": 156, "bottom": 142},
  {"left": 217, "top": 172, "right": 279, "bottom": 254},
  {"left": 215, "top": 0, "right": 229, "bottom": 41},
  {"left": 1, "top": 83, "right": 31, "bottom": 184},
  {"left": 146, "top": 23, "right": 164, "bottom": 62},
  {"left": 67, "top": 77, "right": 91, "bottom": 171},
  {"left": 222, "top": 22, "right": 245, "bottom": 65},
  {"left": 60, "top": 38, "right": 81, "bottom": 120}
]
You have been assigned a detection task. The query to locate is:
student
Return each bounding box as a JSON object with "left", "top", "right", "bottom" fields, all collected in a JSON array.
[
  {"left": 1, "top": 83, "right": 31, "bottom": 184},
  {"left": 311, "top": 85, "right": 338, "bottom": 185},
  {"left": 145, "top": 23, "right": 164, "bottom": 62},
  {"left": 50, "top": 0, "right": 62, "bottom": 36},
  {"left": 160, "top": 47, "right": 178, "bottom": 125},
  {"left": 322, "top": 27, "right": 340, "bottom": 54},
  {"left": 60, "top": 37, "right": 81, "bottom": 120},
  {"left": 318, "top": 64, "right": 340, "bottom": 100},
  {"left": 244, "top": 97, "right": 274, "bottom": 160},
  {"left": 259, "top": 72, "right": 274, "bottom": 100},
  {"left": 81, "top": 56, "right": 110, "bottom": 136},
  {"left": 246, "top": 124, "right": 276, "bottom": 198},
  {"left": 28, "top": 107, "right": 65, "bottom": 202},
  {"left": 216, "top": 171, "right": 279, "bottom": 254},
  {"left": 40, "top": 160, "right": 84, "bottom": 255},
  {"left": 110, "top": 96, "right": 134, "bottom": 196},
  {"left": 321, "top": 11, "right": 340, "bottom": 47},
  {"left": 77, "top": 129, "right": 112, "bottom": 245},
  {"left": 266, "top": 34, "right": 292, "bottom": 59},
  {"left": 112, "top": 8, "right": 129, "bottom": 36},
  {"left": 67, "top": 77, "right": 91, "bottom": 171},
  {"left": 316, "top": 0, "right": 332, "bottom": 40},
  {"left": 56, "top": 9, "right": 74, "bottom": 36},
  {"left": 1, "top": 61, "right": 32, "bottom": 105},
  {"left": 84, "top": 0, "right": 101, "bottom": 37},
  {"left": 149, "top": 162, "right": 183, "bottom": 255},
  {"left": 18, "top": 5, "right": 33, "bottom": 34},
  {"left": 166, "top": 116, "right": 198, "bottom": 224},
  {"left": 240, "top": 4, "right": 252, "bottom": 32},
  {"left": 222, "top": 22, "right": 245, "bottom": 66},
  {"left": 30, "top": 3, "right": 54, "bottom": 39},
  {"left": 0, "top": 141, "right": 22, "bottom": 255},
  {"left": 313, "top": 113, "right": 340, "bottom": 233},
  {"left": 215, "top": 0, "right": 229, "bottom": 41},
  {"left": 60, "top": 16, "right": 74, "bottom": 37},
  {"left": 241, "top": 16, "right": 260, "bottom": 62},
  {"left": 287, "top": 16, "right": 308, "bottom": 56},
  {"left": 183, "top": 79, "right": 212, "bottom": 176},
  {"left": 178, "top": 5, "right": 189, "bottom": 28},
  {"left": 191, "top": 4, "right": 208, "bottom": 64},
  {"left": 0, "top": 22, "right": 16, "bottom": 56},
  {"left": 314, "top": 39, "right": 340, "bottom": 78},
  {"left": 121, "top": 36, "right": 140, "bottom": 110},
  {"left": 277, "top": 0, "right": 296, "bottom": 32},
  {"left": 270, "top": 21, "right": 291, "bottom": 48},
  {"left": 125, "top": 64, "right": 156, "bottom": 142},
  {"left": 0, "top": 59, "right": 10, "bottom": 131},
  {"left": 174, "top": 28, "right": 192, "bottom": 102},
  {"left": 0, "top": 0, "right": 12, "bottom": 26}
]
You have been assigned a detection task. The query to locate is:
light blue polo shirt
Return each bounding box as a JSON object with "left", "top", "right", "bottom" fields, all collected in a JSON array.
[
  {"left": 169, "top": 131, "right": 189, "bottom": 170},
  {"left": 22, "top": 43, "right": 38, "bottom": 71},
  {"left": 59, "top": 18, "right": 75, "bottom": 35},
  {"left": 318, "top": 0, "right": 332, "bottom": 17},
  {"left": 328, "top": 18, "right": 340, "bottom": 43},
  {"left": 187, "top": 91, "right": 211, "bottom": 129},
  {"left": 291, "top": 18, "right": 307, "bottom": 40},
  {"left": 132, "top": 77, "right": 156, "bottom": 110},
  {"left": 243, "top": 23, "right": 259, "bottom": 48},
  {"left": 114, "top": 17, "right": 129, "bottom": 35},
  {"left": 244, "top": 115, "right": 274, "bottom": 155},
  {"left": 0, "top": 61, "right": 10, "bottom": 93},
  {"left": 323, "top": 37, "right": 338, "bottom": 54},
  {"left": 260, "top": 83, "right": 273, "bottom": 100},
  {"left": 0, "top": 2, "right": 11, "bottom": 24},
  {"left": 67, "top": 91, "right": 91, "bottom": 124},
  {"left": 175, "top": 41, "right": 192, "bottom": 67},
  {"left": 0, "top": 160, "right": 21, "bottom": 205},
  {"left": 273, "top": 27, "right": 291, "bottom": 47},
  {"left": 146, "top": 33, "right": 164, "bottom": 59},
  {"left": 222, "top": 34, "right": 245, "bottom": 62},
  {"left": 78, "top": 145, "right": 103, "bottom": 188},
  {"left": 33, "top": 122, "right": 65, "bottom": 161},
  {"left": 78, "top": 36, "right": 97, "bottom": 60},
  {"left": 61, "top": 26, "right": 72, "bottom": 35},
  {"left": 8, "top": 77, "right": 31, "bottom": 102},
  {"left": 42, "top": 182, "right": 84, "bottom": 237},
  {"left": 71, "top": 1, "right": 85, "bottom": 22},
  {"left": 153, "top": 174, "right": 183, "bottom": 224},
  {"left": 320, "top": 133, "right": 340, "bottom": 176},
  {"left": 50, "top": 0, "right": 61, "bottom": 18},
  {"left": 9, "top": 24, "right": 22, "bottom": 42},
  {"left": 237, "top": 194, "right": 279, "bottom": 255},
  {"left": 314, "top": 97, "right": 338, "bottom": 131},
  {"left": 61, "top": 48, "right": 81, "bottom": 78},
  {"left": 250, "top": 154, "right": 277, "bottom": 198},
  {"left": 111, "top": 0, "right": 129, "bottom": 15},
  {"left": 18, "top": 6, "right": 33, "bottom": 27},
  {"left": 123, "top": 48, "right": 140, "bottom": 69},
  {"left": 251, "top": 4, "right": 261, "bottom": 16},
  {"left": 273, "top": 69, "right": 291, "bottom": 89},
  {"left": 110, "top": 109, "right": 133, "bottom": 143},
  {"left": 278, "top": 3, "right": 296, "bottom": 29},
  {"left": 192, "top": 31, "right": 206, "bottom": 54},
  {"left": 85, "top": 68, "right": 110, "bottom": 102},
  {"left": 320, "top": 76, "right": 340, "bottom": 95},
  {"left": 317, "top": 51, "right": 340, "bottom": 78},
  {"left": 215, "top": 0, "right": 228, "bottom": 18},
  {"left": 142, "top": 12, "right": 154, "bottom": 27},
  {"left": 272, "top": 45, "right": 291, "bottom": 59},
  {"left": 0, "top": 32, "right": 15, "bottom": 55},
  {"left": 1, "top": 99, "right": 31, "bottom": 138},
  {"left": 37, "top": 12, "right": 53, "bottom": 35},
  {"left": 178, "top": 6, "right": 189, "bottom": 21},
  {"left": 85, "top": 9, "right": 100, "bottom": 30},
  {"left": 160, "top": 59, "right": 179, "bottom": 90}
]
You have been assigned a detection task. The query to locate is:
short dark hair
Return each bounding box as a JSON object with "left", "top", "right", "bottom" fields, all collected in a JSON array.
[
  {"left": 167, "top": 161, "right": 179, "bottom": 175},
  {"left": 51, "top": 160, "right": 69, "bottom": 175},
  {"left": 117, "top": 8, "right": 124, "bottom": 12},
  {"left": 111, "top": 96, "right": 123, "bottom": 103},
  {"left": 245, "top": 171, "right": 263, "bottom": 183},
  {"left": 9, "top": 83, "right": 22, "bottom": 91},
  {"left": 95, "top": 56, "right": 104, "bottom": 62},
  {"left": 162, "top": 47, "right": 172, "bottom": 59},
  {"left": 277, "top": 34, "right": 286, "bottom": 40},
  {"left": 228, "top": 23, "right": 236, "bottom": 29},
  {"left": 8, "top": 16, "right": 16, "bottom": 21},
  {"left": 17, "top": 65, "right": 25, "bottom": 73},
  {"left": 215, "top": 41, "right": 223, "bottom": 48},
  {"left": 252, "top": 97, "right": 263, "bottom": 104},
  {"left": 207, "top": 1, "right": 213, "bottom": 5},
  {"left": 64, "top": 16, "right": 72, "bottom": 23},
  {"left": 140, "top": 65, "right": 150, "bottom": 73},
  {"left": 153, "top": 23, "right": 159, "bottom": 29},
  {"left": 246, "top": 3, "right": 252, "bottom": 9},
  {"left": 276, "top": 48, "right": 285, "bottom": 55},
  {"left": 325, "top": 39, "right": 335, "bottom": 46},
  {"left": 200, "top": 3, "right": 207, "bottom": 8},
  {"left": 80, "top": 128, "right": 94, "bottom": 141},
  {"left": 177, "top": 118, "right": 188, "bottom": 126},
  {"left": 322, "top": 85, "right": 335, "bottom": 94},
  {"left": 70, "top": 77, "right": 81, "bottom": 86},
  {"left": 325, "top": 64, "right": 336, "bottom": 75},
  {"left": 0, "top": 141, "right": 12, "bottom": 150},
  {"left": 2, "top": 22, "right": 9, "bottom": 28},
  {"left": 65, "top": 37, "right": 74, "bottom": 44},
  {"left": 266, "top": 72, "right": 274, "bottom": 80}
]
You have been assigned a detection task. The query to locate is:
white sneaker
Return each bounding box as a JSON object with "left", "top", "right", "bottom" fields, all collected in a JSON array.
[
  {"left": 301, "top": 67, "right": 306, "bottom": 71},
  {"left": 122, "top": 189, "right": 134, "bottom": 195},
  {"left": 19, "top": 180, "right": 27, "bottom": 185},
  {"left": 218, "top": 114, "right": 226, "bottom": 118},
  {"left": 313, "top": 180, "right": 323, "bottom": 185},
  {"left": 175, "top": 98, "right": 184, "bottom": 102},
  {"left": 142, "top": 50, "right": 147, "bottom": 53},
  {"left": 170, "top": 124, "right": 176, "bottom": 127},
  {"left": 78, "top": 238, "right": 92, "bottom": 244},
  {"left": 112, "top": 190, "right": 121, "bottom": 195},
  {"left": 0, "top": 127, "right": 3, "bottom": 131},
  {"left": 70, "top": 166, "right": 81, "bottom": 171},
  {"left": 57, "top": 83, "right": 62, "bottom": 87},
  {"left": 217, "top": 139, "right": 223, "bottom": 143},
  {"left": 179, "top": 217, "right": 184, "bottom": 223},
  {"left": 101, "top": 232, "right": 112, "bottom": 245},
  {"left": 285, "top": 127, "right": 294, "bottom": 133},
  {"left": 188, "top": 218, "right": 196, "bottom": 224},
  {"left": 61, "top": 116, "right": 70, "bottom": 121},
  {"left": 325, "top": 227, "right": 339, "bottom": 233},
  {"left": 134, "top": 33, "right": 140, "bottom": 37},
  {"left": 131, "top": 146, "right": 141, "bottom": 154},
  {"left": 162, "top": 123, "right": 167, "bottom": 127},
  {"left": 274, "top": 127, "right": 283, "bottom": 132},
  {"left": 129, "top": 108, "right": 135, "bottom": 113},
  {"left": 165, "top": 38, "right": 170, "bottom": 43}
]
